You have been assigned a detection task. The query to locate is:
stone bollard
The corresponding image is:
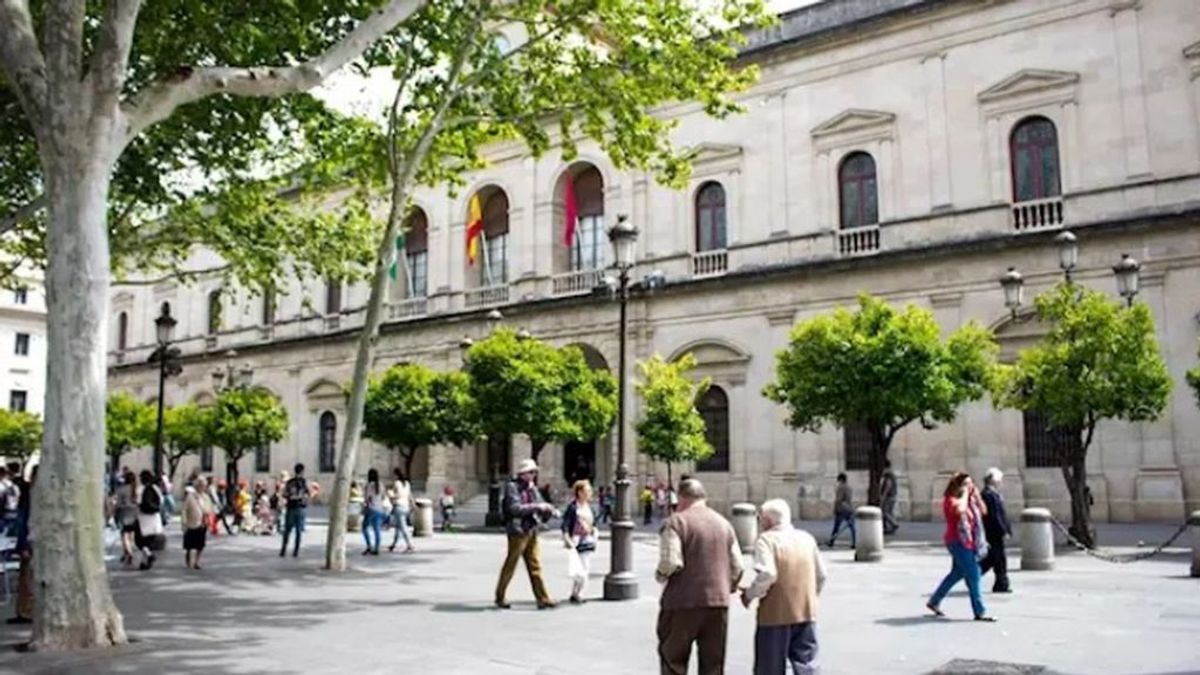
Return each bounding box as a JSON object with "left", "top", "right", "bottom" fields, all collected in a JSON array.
[
  {"left": 854, "top": 506, "right": 884, "bottom": 562},
  {"left": 731, "top": 503, "right": 758, "bottom": 553},
  {"left": 1021, "top": 507, "right": 1055, "bottom": 571},
  {"left": 413, "top": 498, "right": 434, "bottom": 537},
  {"left": 1190, "top": 510, "right": 1200, "bottom": 578},
  {"left": 347, "top": 503, "right": 363, "bottom": 533}
]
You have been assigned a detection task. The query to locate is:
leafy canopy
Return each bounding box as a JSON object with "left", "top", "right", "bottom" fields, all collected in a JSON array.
[
  {"left": 105, "top": 392, "right": 156, "bottom": 459},
  {"left": 464, "top": 329, "right": 616, "bottom": 454},
  {"left": 764, "top": 294, "right": 998, "bottom": 438},
  {"left": 209, "top": 386, "right": 289, "bottom": 461},
  {"left": 163, "top": 403, "right": 214, "bottom": 469},
  {"left": 363, "top": 363, "right": 481, "bottom": 469},
  {"left": 0, "top": 409, "right": 42, "bottom": 462},
  {"left": 635, "top": 354, "right": 713, "bottom": 467},
  {"left": 1186, "top": 342, "right": 1200, "bottom": 409},
  {"left": 991, "top": 283, "right": 1172, "bottom": 436}
]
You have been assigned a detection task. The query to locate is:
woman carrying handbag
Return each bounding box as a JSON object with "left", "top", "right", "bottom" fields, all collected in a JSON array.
[
  {"left": 561, "top": 480, "right": 597, "bottom": 604},
  {"left": 135, "top": 470, "right": 165, "bottom": 571}
]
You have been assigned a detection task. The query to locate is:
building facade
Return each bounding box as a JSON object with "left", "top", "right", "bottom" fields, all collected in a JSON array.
[
  {"left": 0, "top": 274, "right": 46, "bottom": 419},
  {"left": 108, "top": 0, "right": 1200, "bottom": 522}
]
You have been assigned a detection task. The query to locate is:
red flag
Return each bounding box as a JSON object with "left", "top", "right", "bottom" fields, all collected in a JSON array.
[{"left": 563, "top": 175, "right": 578, "bottom": 248}]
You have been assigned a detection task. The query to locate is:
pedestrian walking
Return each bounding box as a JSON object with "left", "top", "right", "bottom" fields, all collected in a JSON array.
[
  {"left": 279, "top": 463, "right": 310, "bottom": 558},
  {"left": 206, "top": 477, "right": 223, "bottom": 536},
  {"left": 135, "top": 469, "right": 165, "bottom": 571},
  {"left": 361, "top": 468, "right": 387, "bottom": 555},
  {"left": 978, "top": 468, "right": 1012, "bottom": 593},
  {"left": 656, "top": 479, "right": 744, "bottom": 675},
  {"left": 0, "top": 466, "right": 18, "bottom": 535},
  {"left": 827, "top": 473, "right": 856, "bottom": 549},
  {"left": 159, "top": 471, "right": 175, "bottom": 526},
  {"left": 181, "top": 478, "right": 210, "bottom": 570},
  {"left": 927, "top": 471, "right": 995, "bottom": 621},
  {"left": 494, "top": 459, "right": 556, "bottom": 610},
  {"left": 741, "top": 499, "right": 826, "bottom": 675},
  {"left": 6, "top": 465, "right": 34, "bottom": 625},
  {"left": 596, "top": 486, "right": 613, "bottom": 525},
  {"left": 388, "top": 468, "right": 415, "bottom": 553},
  {"left": 641, "top": 485, "right": 654, "bottom": 525},
  {"left": 880, "top": 461, "right": 899, "bottom": 535},
  {"left": 439, "top": 485, "right": 456, "bottom": 532},
  {"left": 561, "top": 479, "right": 597, "bottom": 604},
  {"left": 115, "top": 468, "right": 139, "bottom": 566}
]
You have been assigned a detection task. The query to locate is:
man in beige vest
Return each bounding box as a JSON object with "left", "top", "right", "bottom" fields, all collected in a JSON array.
[
  {"left": 741, "top": 498, "right": 826, "bottom": 675},
  {"left": 656, "top": 479, "right": 744, "bottom": 675}
]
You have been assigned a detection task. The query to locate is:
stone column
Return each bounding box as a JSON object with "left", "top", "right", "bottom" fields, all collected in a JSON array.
[
  {"left": 854, "top": 506, "right": 883, "bottom": 562},
  {"left": 1020, "top": 507, "right": 1055, "bottom": 571}
]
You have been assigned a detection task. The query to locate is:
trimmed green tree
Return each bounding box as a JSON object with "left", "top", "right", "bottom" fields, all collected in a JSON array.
[
  {"left": 163, "top": 403, "right": 214, "bottom": 481},
  {"left": 991, "top": 283, "right": 1171, "bottom": 547},
  {"left": 105, "top": 392, "right": 155, "bottom": 475},
  {"left": 463, "top": 330, "right": 616, "bottom": 463},
  {"left": 363, "top": 363, "right": 479, "bottom": 476},
  {"left": 635, "top": 354, "right": 713, "bottom": 485},
  {"left": 1187, "top": 343, "right": 1200, "bottom": 408},
  {"left": 209, "top": 386, "right": 288, "bottom": 502},
  {"left": 764, "top": 294, "right": 998, "bottom": 507},
  {"left": 0, "top": 409, "right": 43, "bottom": 466},
  {"left": 323, "top": 0, "right": 771, "bottom": 570}
]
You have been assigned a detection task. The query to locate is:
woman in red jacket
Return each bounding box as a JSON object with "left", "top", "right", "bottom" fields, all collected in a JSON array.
[{"left": 926, "top": 472, "right": 995, "bottom": 621}]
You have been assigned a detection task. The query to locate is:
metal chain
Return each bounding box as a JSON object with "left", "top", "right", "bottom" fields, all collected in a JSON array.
[{"left": 1047, "top": 516, "right": 1191, "bottom": 563}]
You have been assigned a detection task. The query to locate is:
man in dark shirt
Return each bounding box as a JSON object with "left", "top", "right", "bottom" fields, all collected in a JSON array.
[
  {"left": 978, "top": 467, "right": 1012, "bottom": 593},
  {"left": 494, "top": 459, "right": 556, "bottom": 609},
  {"left": 279, "top": 463, "right": 310, "bottom": 558}
]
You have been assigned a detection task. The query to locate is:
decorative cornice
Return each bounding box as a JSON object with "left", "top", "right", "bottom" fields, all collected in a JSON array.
[
  {"left": 977, "top": 69, "right": 1080, "bottom": 104},
  {"left": 929, "top": 292, "right": 962, "bottom": 309},
  {"left": 766, "top": 307, "right": 796, "bottom": 326}
]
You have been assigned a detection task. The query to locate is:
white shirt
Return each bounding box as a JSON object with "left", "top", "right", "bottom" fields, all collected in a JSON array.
[{"left": 391, "top": 480, "right": 413, "bottom": 510}]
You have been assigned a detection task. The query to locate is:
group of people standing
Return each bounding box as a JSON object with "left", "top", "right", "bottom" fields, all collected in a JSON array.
[{"left": 355, "top": 468, "right": 416, "bottom": 555}]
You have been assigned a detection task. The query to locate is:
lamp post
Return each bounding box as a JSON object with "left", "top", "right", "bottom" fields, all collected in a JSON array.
[
  {"left": 150, "top": 304, "right": 179, "bottom": 477},
  {"left": 1113, "top": 253, "right": 1141, "bottom": 307},
  {"left": 1055, "top": 230, "right": 1078, "bottom": 282},
  {"left": 999, "top": 267, "right": 1024, "bottom": 320},
  {"left": 604, "top": 214, "right": 639, "bottom": 601}
]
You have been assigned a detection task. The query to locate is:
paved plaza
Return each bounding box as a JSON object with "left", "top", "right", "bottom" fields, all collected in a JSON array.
[{"left": 0, "top": 518, "right": 1196, "bottom": 675}]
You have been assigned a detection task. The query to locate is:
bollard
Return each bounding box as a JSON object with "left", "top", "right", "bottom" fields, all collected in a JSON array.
[
  {"left": 854, "top": 506, "right": 883, "bottom": 562},
  {"left": 731, "top": 503, "right": 758, "bottom": 553},
  {"left": 347, "top": 503, "right": 363, "bottom": 533},
  {"left": 1020, "top": 507, "right": 1055, "bottom": 571},
  {"left": 1190, "top": 510, "right": 1200, "bottom": 578},
  {"left": 413, "top": 497, "right": 434, "bottom": 537}
]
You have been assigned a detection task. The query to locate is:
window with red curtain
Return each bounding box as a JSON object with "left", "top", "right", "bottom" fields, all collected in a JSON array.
[
  {"left": 838, "top": 152, "right": 878, "bottom": 229},
  {"left": 1010, "top": 117, "right": 1061, "bottom": 202},
  {"left": 695, "top": 182, "right": 727, "bottom": 252}
]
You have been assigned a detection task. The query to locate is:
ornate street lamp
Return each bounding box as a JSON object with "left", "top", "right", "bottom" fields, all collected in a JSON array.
[
  {"left": 151, "top": 305, "right": 178, "bottom": 476},
  {"left": 999, "top": 267, "right": 1025, "bottom": 319},
  {"left": 1113, "top": 253, "right": 1141, "bottom": 307},
  {"left": 1055, "top": 230, "right": 1078, "bottom": 282},
  {"left": 211, "top": 349, "right": 252, "bottom": 391},
  {"left": 604, "top": 214, "right": 639, "bottom": 601}
]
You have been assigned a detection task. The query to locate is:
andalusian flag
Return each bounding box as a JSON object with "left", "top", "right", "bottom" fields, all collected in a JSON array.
[
  {"left": 465, "top": 194, "right": 484, "bottom": 265},
  {"left": 387, "top": 233, "right": 405, "bottom": 280}
]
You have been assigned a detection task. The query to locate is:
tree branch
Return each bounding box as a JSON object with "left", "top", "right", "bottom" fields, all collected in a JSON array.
[
  {"left": 121, "top": 0, "right": 428, "bottom": 146},
  {"left": 0, "top": 194, "right": 46, "bottom": 236},
  {"left": 88, "top": 0, "right": 143, "bottom": 114},
  {"left": 0, "top": 0, "right": 49, "bottom": 122}
]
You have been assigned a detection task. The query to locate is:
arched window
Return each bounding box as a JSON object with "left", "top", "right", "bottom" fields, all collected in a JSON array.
[
  {"left": 569, "top": 167, "right": 606, "bottom": 271},
  {"left": 117, "top": 312, "right": 128, "bottom": 351},
  {"left": 696, "top": 385, "right": 730, "bottom": 472},
  {"left": 319, "top": 411, "right": 337, "bottom": 473},
  {"left": 838, "top": 152, "right": 878, "bottom": 229},
  {"left": 206, "top": 291, "right": 222, "bottom": 335},
  {"left": 1010, "top": 117, "right": 1061, "bottom": 202},
  {"left": 325, "top": 279, "right": 342, "bottom": 315},
  {"left": 482, "top": 191, "right": 509, "bottom": 285},
  {"left": 695, "top": 182, "right": 727, "bottom": 252},
  {"left": 405, "top": 209, "right": 429, "bottom": 298},
  {"left": 261, "top": 287, "right": 276, "bottom": 326}
]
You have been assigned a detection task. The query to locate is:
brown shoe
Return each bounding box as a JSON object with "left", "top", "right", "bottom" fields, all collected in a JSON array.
[{"left": 537, "top": 601, "right": 557, "bottom": 610}]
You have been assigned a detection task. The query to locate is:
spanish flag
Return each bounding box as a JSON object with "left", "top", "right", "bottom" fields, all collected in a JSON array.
[{"left": 465, "top": 194, "right": 484, "bottom": 265}]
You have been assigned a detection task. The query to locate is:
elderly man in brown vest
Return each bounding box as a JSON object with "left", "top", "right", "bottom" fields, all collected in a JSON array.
[
  {"left": 655, "top": 479, "right": 744, "bottom": 675},
  {"left": 741, "top": 498, "right": 826, "bottom": 675}
]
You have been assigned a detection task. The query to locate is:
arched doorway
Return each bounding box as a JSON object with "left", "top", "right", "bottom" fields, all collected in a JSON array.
[{"left": 562, "top": 343, "right": 611, "bottom": 485}]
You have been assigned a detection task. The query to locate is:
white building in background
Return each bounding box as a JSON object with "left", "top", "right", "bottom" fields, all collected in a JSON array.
[
  {"left": 0, "top": 275, "right": 46, "bottom": 417},
  {"left": 108, "top": 0, "right": 1200, "bottom": 522}
]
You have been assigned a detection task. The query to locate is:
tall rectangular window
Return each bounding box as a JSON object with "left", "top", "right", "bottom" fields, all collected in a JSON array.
[
  {"left": 572, "top": 215, "right": 607, "bottom": 271},
  {"left": 13, "top": 288, "right": 27, "bottom": 305},
  {"left": 9, "top": 390, "right": 27, "bottom": 412},
  {"left": 200, "top": 446, "right": 214, "bottom": 472},
  {"left": 843, "top": 423, "right": 872, "bottom": 471},
  {"left": 484, "top": 234, "right": 508, "bottom": 286},
  {"left": 255, "top": 445, "right": 271, "bottom": 472},
  {"left": 1023, "top": 410, "right": 1078, "bottom": 468},
  {"left": 407, "top": 251, "right": 428, "bottom": 298},
  {"left": 14, "top": 333, "right": 29, "bottom": 356}
]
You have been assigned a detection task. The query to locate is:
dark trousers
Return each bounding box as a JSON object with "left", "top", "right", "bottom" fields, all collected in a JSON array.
[
  {"left": 978, "top": 536, "right": 1010, "bottom": 591},
  {"left": 657, "top": 607, "right": 728, "bottom": 675},
  {"left": 280, "top": 508, "right": 306, "bottom": 557},
  {"left": 644, "top": 503, "right": 653, "bottom": 525},
  {"left": 754, "top": 622, "right": 817, "bottom": 675},
  {"left": 828, "top": 511, "right": 855, "bottom": 547}
]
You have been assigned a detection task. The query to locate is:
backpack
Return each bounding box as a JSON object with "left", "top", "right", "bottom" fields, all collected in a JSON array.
[
  {"left": 285, "top": 478, "right": 309, "bottom": 507},
  {"left": 139, "top": 485, "right": 162, "bottom": 515}
]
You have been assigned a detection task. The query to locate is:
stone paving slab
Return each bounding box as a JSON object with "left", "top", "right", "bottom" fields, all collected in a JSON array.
[{"left": 0, "top": 523, "right": 1195, "bottom": 675}]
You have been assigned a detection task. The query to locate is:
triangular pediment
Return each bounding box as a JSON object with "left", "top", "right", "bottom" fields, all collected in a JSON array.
[
  {"left": 686, "top": 142, "right": 743, "bottom": 168},
  {"left": 811, "top": 109, "right": 895, "bottom": 138},
  {"left": 304, "top": 378, "right": 345, "bottom": 400},
  {"left": 978, "top": 69, "right": 1080, "bottom": 103}
]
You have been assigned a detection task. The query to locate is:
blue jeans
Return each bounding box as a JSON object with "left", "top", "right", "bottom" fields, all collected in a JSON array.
[
  {"left": 362, "top": 509, "right": 385, "bottom": 552},
  {"left": 390, "top": 507, "right": 412, "bottom": 550},
  {"left": 280, "top": 507, "right": 306, "bottom": 556},
  {"left": 930, "top": 541, "right": 987, "bottom": 618},
  {"left": 829, "top": 511, "right": 856, "bottom": 546}
]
